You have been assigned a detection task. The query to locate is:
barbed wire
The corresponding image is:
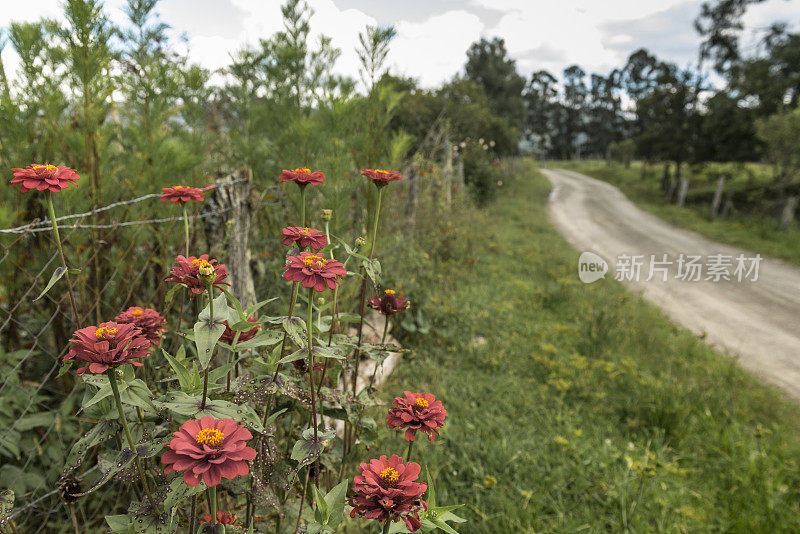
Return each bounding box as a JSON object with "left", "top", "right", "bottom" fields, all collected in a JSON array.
[{"left": 0, "top": 177, "right": 259, "bottom": 234}]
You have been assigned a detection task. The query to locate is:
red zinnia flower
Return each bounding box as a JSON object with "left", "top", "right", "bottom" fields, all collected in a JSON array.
[
  {"left": 349, "top": 454, "right": 428, "bottom": 532},
  {"left": 278, "top": 167, "right": 325, "bottom": 186},
  {"left": 165, "top": 255, "right": 230, "bottom": 295},
  {"left": 202, "top": 511, "right": 238, "bottom": 526},
  {"left": 280, "top": 226, "right": 328, "bottom": 251},
  {"left": 10, "top": 164, "right": 80, "bottom": 193},
  {"left": 161, "top": 416, "right": 257, "bottom": 487},
  {"left": 160, "top": 185, "right": 205, "bottom": 203},
  {"left": 114, "top": 306, "right": 167, "bottom": 345},
  {"left": 369, "top": 289, "right": 411, "bottom": 315},
  {"left": 387, "top": 391, "right": 447, "bottom": 442},
  {"left": 361, "top": 168, "right": 403, "bottom": 186},
  {"left": 283, "top": 252, "right": 346, "bottom": 292},
  {"left": 64, "top": 322, "right": 151, "bottom": 375},
  {"left": 220, "top": 315, "right": 260, "bottom": 345}
]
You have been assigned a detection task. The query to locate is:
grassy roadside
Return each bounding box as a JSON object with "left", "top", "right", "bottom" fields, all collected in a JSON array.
[
  {"left": 377, "top": 159, "right": 800, "bottom": 533},
  {"left": 554, "top": 160, "right": 800, "bottom": 266}
]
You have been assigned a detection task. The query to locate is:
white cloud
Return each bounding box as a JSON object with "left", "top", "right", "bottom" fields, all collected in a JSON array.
[{"left": 389, "top": 10, "right": 484, "bottom": 87}]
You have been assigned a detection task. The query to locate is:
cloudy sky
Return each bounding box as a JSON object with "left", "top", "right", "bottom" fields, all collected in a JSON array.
[{"left": 1, "top": 0, "right": 798, "bottom": 88}]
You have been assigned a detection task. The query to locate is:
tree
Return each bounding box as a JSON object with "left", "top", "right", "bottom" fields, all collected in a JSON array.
[
  {"left": 465, "top": 37, "right": 525, "bottom": 131},
  {"left": 357, "top": 25, "right": 396, "bottom": 92},
  {"left": 524, "top": 70, "right": 559, "bottom": 156},
  {"left": 756, "top": 106, "right": 800, "bottom": 210}
]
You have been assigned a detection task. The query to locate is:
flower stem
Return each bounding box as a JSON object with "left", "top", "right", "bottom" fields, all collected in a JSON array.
[
  {"left": 382, "top": 520, "right": 392, "bottom": 534},
  {"left": 201, "top": 284, "right": 214, "bottom": 411},
  {"left": 349, "top": 187, "right": 385, "bottom": 452},
  {"left": 405, "top": 439, "right": 414, "bottom": 463},
  {"left": 307, "top": 287, "right": 320, "bottom": 488},
  {"left": 182, "top": 204, "right": 189, "bottom": 257},
  {"left": 263, "top": 281, "right": 300, "bottom": 424},
  {"left": 45, "top": 191, "right": 81, "bottom": 327},
  {"left": 208, "top": 485, "right": 218, "bottom": 526},
  {"left": 300, "top": 184, "right": 308, "bottom": 227},
  {"left": 107, "top": 370, "right": 157, "bottom": 513},
  {"left": 226, "top": 330, "right": 241, "bottom": 392}
]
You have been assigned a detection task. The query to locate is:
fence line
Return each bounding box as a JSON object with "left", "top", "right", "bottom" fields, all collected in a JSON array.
[{"left": 0, "top": 177, "right": 257, "bottom": 234}]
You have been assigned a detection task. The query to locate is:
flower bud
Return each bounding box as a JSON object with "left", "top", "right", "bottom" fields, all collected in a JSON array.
[
  {"left": 198, "top": 261, "right": 216, "bottom": 286},
  {"left": 321, "top": 209, "right": 333, "bottom": 221},
  {"left": 355, "top": 236, "right": 367, "bottom": 249}
]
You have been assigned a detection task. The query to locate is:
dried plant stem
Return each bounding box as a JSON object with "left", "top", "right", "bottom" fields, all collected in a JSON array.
[
  {"left": 108, "top": 370, "right": 158, "bottom": 513},
  {"left": 45, "top": 192, "right": 81, "bottom": 327}
]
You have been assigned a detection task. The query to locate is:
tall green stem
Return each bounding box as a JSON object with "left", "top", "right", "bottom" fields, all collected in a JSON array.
[
  {"left": 382, "top": 520, "right": 392, "bottom": 534},
  {"left": 307, "top": 287, "right": 320, "bottom": 488},
  {"left": 182, "top": 204, "right": 189, "bottom": 257},
  {"left": 405, "top": 439, "right": 415, "bottom": 463},
  {"left": 350, "top": 186, "right": 385, "bottom": 419},
  {"left": 201, "top": 284, "right": 214, "bottom": 410},
  {"left": 108, "top": 370, "right": 157, "bottom": 512},
  {"left": 208, "top": 485, "right": 218, "bottom": 526},
  {"left": 300, "top": 185, "right": 308, "bottom": 227},
  {"left": 45, "top": 192, "right": 81, "bottom": 327}
]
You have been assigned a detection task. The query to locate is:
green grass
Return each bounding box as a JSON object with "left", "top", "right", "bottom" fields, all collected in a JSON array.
[
  {"left": 377, "top": 159, "right": 800, "bottom": 533},
  {"left": 554, "top": 160, "right": 800, "bottom": 266}
]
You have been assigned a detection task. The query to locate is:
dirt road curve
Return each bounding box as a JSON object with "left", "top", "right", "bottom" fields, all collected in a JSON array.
[{"left": 543, "top": 168, "right": 800, "bottom": 399}]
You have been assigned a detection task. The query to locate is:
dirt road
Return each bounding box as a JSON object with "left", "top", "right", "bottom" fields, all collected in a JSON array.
[{"left": 543, "top": 168, "right": 800, "bottom": 399}]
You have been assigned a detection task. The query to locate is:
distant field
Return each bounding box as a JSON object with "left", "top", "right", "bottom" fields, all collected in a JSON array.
[
  {"left": 378, "top": 160, "right": 800, "bottom": 533},
  {"left": 552, "top": 160, "right": 800, "bottom": 266}
]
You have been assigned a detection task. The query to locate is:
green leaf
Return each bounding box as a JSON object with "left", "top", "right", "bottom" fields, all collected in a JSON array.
[
  {"left": 282, "top": 317, "right": 307, "bottom": 346},
  {"left": 0, "top": 489, "right": 13, "bottom": 527},
  {"left": 323, "top": 480, "right": 349, "bottom": 528},
  {"left": 77, "top": 449, "right": 135, "bottom": 496},
  {"left": 313, "top": 484, "right": 329, "bottom": 523},
  {"left": 363, "top": 258, "right": 382, "bottom": 284},
  {"left": 244, "top": 297, "right": 278, "bottom": 317},
  {"left": 34, "top": 266, "right": 66, "bottom": 301},
  {"left": 199, "top": 293, "right": 237, "bottom": 324},
  {"left": 194, "top": 320, "right": 225, "bottom": 369},
  {"left": 162, "top": 349, "right": 196, "bottom": 394},
  {"left": 162, "top": 476, "right": 205, "bottom": 510},
  {"left": 233, "top": 330, "right": 283, "bottom": 350},
  {"left": 277, "top": 348, "right": 308, "bottom": 365},
  {"left": 202, "top": 400, "right": 267, "bottom": 434},
  {"left": 163, "top": 284, "right": 183, "bottom": 311},
  {"left": 64, "top": 420, "right": 116, "bottom": 473},
  {"left": 105, "top": 514, "right": 134, "bottom": 534},
  {"left": 313, "top": 345, "right": 345, "bottom": 360}
]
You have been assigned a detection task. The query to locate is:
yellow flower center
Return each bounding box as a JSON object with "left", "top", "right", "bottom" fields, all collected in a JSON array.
[
  {"left": 300, "top": 227, "right": 310, "bottom": 234},
  {"left": 379, "top": 467, "right": 399, "bottom": 484},
  {"left": 415, "top": 397, "right": 429, "bottom": 408},
  {"left": 295, "top": 167, "right": 311, "bottom": 173},
  {"left": 195, "top": 428, "right": 225, "bottom": 447},
  {"left": 95, "top": 325, "right": 118, "bottom": 339},
  {"left": 302, "top": 254, "right": 327, "bottom": 270},
  {"left": 174, "top": 185, "right": 186, "bottom": 189},
  {"left": 384, "top": 289, "right": 396, "bottom": 295},
  {"left": 375, "top": 169, "right": 392, "bottom": 174},
  {"left": 33, "top": 164, "right": 57, "bottom": 172},
  {"left": 131, "top": 308, "right": 144, "bottom": 316}
]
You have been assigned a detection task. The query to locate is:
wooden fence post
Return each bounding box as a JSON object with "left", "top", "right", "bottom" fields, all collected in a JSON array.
[
  {"left": 709, "top": 175, "right": 726, "bottom": 219},
  {"left": 202, "top": 167, "right": 258, "bottom": 309},
  {"left": 676, "top": 169, "right": 690, "bottom": 208},
  {"left": 779, "top": 196, "right": 799, "bottom": 230},
  {"left": 443, "top": 138, "right": 454, "bottom": 207}
]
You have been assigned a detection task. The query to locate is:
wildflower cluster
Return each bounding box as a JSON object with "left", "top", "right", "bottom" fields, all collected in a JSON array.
[{"left": 9, "top": 162, "right": 464, "bottom": 533}]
